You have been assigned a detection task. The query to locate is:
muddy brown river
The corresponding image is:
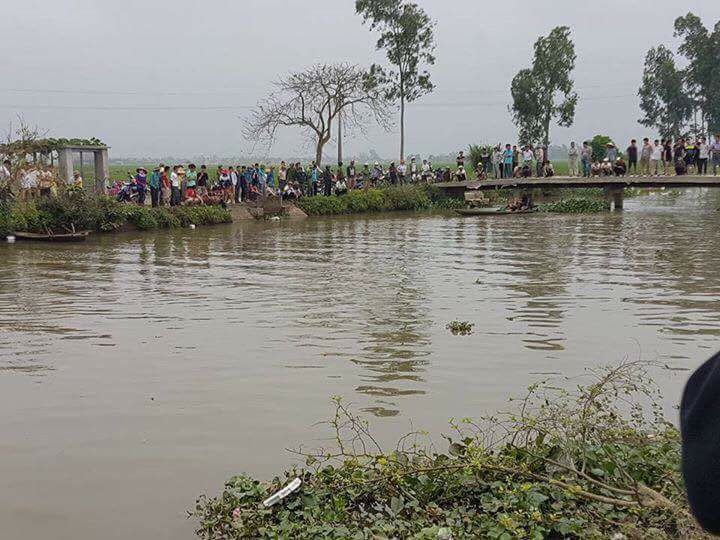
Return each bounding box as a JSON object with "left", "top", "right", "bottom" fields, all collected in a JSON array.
[{"left": 1, "top": 190, "right": 718, "bottom": 539}]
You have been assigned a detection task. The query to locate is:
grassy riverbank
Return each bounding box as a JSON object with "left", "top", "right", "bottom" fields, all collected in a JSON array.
[
  {"left": 297, "top": 185, "right": 618, "bottom": 217},
  {"left": 296, "top": 185, "right": 464, "bottom": 216},
  {"left": 0, "top": 191, "right": 231, "bottom": 237},
  {"left": 193, "top": 362, "right": 697, "bottom": 540}
]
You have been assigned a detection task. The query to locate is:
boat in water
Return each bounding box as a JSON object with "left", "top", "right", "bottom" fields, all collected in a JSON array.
[
  {"left": 13, "top": 230, "right": 92, "bottom": 242},
  {"left": 455, "top": 207, "right": 535, "bottom": 217}
]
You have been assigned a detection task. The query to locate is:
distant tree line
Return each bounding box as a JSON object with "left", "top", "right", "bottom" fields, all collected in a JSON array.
[
  {"left": 246, "top": 4, "right": 717, "bottom": 166},
  {"left": 638, "top": 13, "right": 720, "bottom": 139}
]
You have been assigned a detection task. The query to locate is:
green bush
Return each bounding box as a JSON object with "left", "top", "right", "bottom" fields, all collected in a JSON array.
[
  {"left": 193, "top": 362, "right": 696, "bottom": 539},
  {"left": 297, "top": 185, "right": 459, "bottom": 216},
  {"left": 0, "top": 194, "right": 232, "bottom": 236}
]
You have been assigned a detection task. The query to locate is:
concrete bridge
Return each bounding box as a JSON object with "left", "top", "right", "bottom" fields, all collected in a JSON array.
[{"left": 435, "top": 175, "right": 720, "bottom": 209}]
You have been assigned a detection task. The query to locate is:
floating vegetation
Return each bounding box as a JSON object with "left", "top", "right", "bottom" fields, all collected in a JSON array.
[
  {"left": 538, "top": 198, "right": 611, "bottom": 214},
  {"left": 446, "top": 320, "right": 474, "bottom": 335}
]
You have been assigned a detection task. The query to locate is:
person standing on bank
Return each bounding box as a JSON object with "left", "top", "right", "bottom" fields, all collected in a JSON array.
[
  {"left": 135, "top": 167, "right": 148, "bottom": 206},
  {"left": 605, "top": 143, "right": 618, "bottom": 164},
  {"left": 698, "top": 137, "right": 709, "bottom": 176},
  {"left": 346, "top": 160, "right": 357, "bottom": 189},
  {"left": 185, "top": 164, "right": 198, "bottom": 200},
  {"left": 581, "top": 142, "right": 592, "bottom": 178},
  {"left": 625, "top": 139, "right": 637, "bottom": 176},
  {"left": 397, "top": 159, "right": 406, "bottom": 185},
  {"left": 503, "top": 144, "right": 514, "bottom": 179},
  {"left": 711, "top": 135, "right": 720, "bottom": 176},
  {"left": 170, "top": 166, "right": 181, "bottom": 206},
  {"left": 640, "top": 138, "right": 653, "bottom": 177},
  {"left": 534, "top": 145, "right": 544, "bottom": 177},
  {"left": 160, "top": 165, "right": 171, "bottom": 206},
  {"left": 149, "top": 166, "right": 161, "bottom": 207},
  {"left": 651, "top": 140, "right": 663, "bottom": 176},
  {"left": 662, "top": 139, "right": 673, "bottom": 176},
  {"left": 323, "top": 165, "right": 333, "bottom": 196},
  {"left": 568, "top": 142, "right": 579, "bottom": 177},
  {"left": 197, "top": 165, "right": 209, "bottom": 196}
]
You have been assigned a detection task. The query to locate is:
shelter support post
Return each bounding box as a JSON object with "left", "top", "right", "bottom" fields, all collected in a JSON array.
[
  {"left": 93, "top": 149, "right": 108, "bottom": 195},
  {"left": 57, "top": 148, "right": 74, "bottom": 185}
]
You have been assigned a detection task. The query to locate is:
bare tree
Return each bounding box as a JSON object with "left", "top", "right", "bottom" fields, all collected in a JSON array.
[{"left": 245, "top": 63, "right": 390, "bottom": 166}]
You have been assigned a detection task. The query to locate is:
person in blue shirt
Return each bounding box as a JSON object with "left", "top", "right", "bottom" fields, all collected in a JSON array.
[
  {"left": 310, "top": 162, "right": 319, "bottom": 196},
  {"left": 503, "top": 144, "right": 514, "bottom": 179}
]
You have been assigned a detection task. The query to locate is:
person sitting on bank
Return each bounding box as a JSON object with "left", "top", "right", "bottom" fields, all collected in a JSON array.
[
  {"left": 542, "top": 161, "right": 555, "bottom": 178},
  {"left": 455, "top": 165, "right": 467, "bottom": 182},
  {"left": 600, "top": 160, "right": 613, "bottom": 176},
  {"left": 334, "top": 177, "right": 348, "bottom": 195},
  {"left": 675, "top": 154, "right": 688, "bottom": 176},
  {"left": 613, "top": 156, "right": 627, "bottom": 177}
]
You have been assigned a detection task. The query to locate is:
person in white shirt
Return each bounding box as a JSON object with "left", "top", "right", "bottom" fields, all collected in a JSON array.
[
  {"left": 651, "top": 139, "right": 663, "bottom": 176},
  {"left": 698, "top": 137, "right": 710, "bottom": 175},
  {"left": 421, "top": 159, "right": 431, "bottom": 183},
  {"left": 409, "top": 157, "right": 418, "bottom": 182},
  {"left": 568, "top": 142, "right": 580, "bottom": 176},
  {"left": 229, "top": 167, "right": 238, "bottom": 203},
  {"left": 334, "top": 178, "right": 348, "bottom": 195},
  {"left": 170, "top": 166, "right": 181, "bottom": 206},
  {"left": 522, "top": 146, "right": 534, "bottom": 165},
  {"left": 397, "top": 159, "right": 407, "bottom": 184}
]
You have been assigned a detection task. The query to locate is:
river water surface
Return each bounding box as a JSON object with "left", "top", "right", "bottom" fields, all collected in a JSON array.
[{"left": 1, "top": 190, "right": 719, "bottom": 539}]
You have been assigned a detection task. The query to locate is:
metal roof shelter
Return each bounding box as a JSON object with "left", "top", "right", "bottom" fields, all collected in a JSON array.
[{"left": 56, "top": 144, "right": 109, "bottom": 194}]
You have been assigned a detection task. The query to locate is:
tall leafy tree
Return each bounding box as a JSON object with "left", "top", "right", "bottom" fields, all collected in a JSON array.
[
  {"left": 510, "top": 26, "right": 577, "bottom": 148},
  {"left": 356, "top": 0, "right": 436, "bottom": 160},
  {"left": 674, "top": 13, "right": 720, "bottom": 134},
  {"left": 637, "top": 45, "right": 693, "bottom": 139}
]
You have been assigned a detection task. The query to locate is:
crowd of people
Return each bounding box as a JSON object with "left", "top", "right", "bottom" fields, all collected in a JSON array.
[
  {"left": 100, "top": 134, "right": 720, "bottom": 208},
  {"left": 4, "top": 133, "right": 720, "bottom": 206},
  {"left": 474, "top": 134, "right": 720, "bottom": 180},
  {"left": 115, "top": 156, "right": 483, "bottom": 207}
]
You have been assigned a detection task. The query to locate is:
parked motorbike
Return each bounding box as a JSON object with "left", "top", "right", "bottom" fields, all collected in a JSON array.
[{"left": 116, "top": 172, "right": 139, "bottom": 203}]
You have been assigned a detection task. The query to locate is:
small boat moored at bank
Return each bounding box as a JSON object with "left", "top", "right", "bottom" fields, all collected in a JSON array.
[
  {"left": 455, "top": 207, "right": 535, "bottom": 216},
  {"left": 13, "top": 230, "right": 92, "bottom": 242}
]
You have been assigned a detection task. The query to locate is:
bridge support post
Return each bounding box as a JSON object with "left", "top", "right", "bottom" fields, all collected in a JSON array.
[{"left": 604, "top": 187, "right": 624, "bottom": 211}]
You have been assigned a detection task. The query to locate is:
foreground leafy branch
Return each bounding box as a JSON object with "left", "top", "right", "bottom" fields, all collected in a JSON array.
[{"left": 192, "top": 361, "right": 705, "bottom": 539}]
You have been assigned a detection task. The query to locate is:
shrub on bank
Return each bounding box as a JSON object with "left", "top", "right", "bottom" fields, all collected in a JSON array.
[
  {"left": 296, "top": 184, "right": 462, "bottom": 216},
  {"left": 193, "top": 362, "right": 695, "bottom": 540},
  {"left": 0, "top": 193, "right": 231, "bottom": 236}
]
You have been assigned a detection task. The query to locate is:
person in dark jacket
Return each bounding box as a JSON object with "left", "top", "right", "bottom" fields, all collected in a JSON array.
[
  {"left": 626, "top": 140, "right": 638, "bottom": 176},
  {"left": 682, "top": 351, "right": 720, "bottom": 534},
  {"left": 323, "top": 166, "right": 333, "bottom": 196}
]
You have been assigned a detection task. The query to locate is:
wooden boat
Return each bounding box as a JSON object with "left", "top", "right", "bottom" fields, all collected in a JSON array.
[
  {"left": 14, "top": 230, "right": 92, "bottom": 242},
  {"left": 455, "top": 207, "right": 535, "bottom": 216}
]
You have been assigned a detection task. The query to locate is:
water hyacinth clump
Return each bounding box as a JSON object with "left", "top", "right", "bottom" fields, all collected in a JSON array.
[
  {"left": 446, "top": 321, "right": 474, "bottom": 335},
  {"left": 538, "top": 198, "right": 611, "bottom": 214}
]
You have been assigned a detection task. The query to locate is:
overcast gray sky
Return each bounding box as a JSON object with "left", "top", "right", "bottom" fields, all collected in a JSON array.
[{"left": 3, "top": 0, "right": 719, "bottom": 159}]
